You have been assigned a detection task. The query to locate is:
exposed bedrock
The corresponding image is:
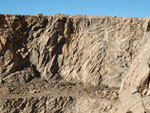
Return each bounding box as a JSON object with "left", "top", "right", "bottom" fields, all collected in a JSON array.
[{"left": 1, "top": 14, "right": 150, "bottom": 113}]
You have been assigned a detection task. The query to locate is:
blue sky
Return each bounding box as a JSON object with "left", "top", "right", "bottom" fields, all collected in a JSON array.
[{"left": 0, "top": 0, "right": 149, "bottom": 17}]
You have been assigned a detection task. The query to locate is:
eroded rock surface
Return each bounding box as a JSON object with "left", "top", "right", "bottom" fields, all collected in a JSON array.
[{"left": 0, "top": 14, "right": 150, "bottom": 113}]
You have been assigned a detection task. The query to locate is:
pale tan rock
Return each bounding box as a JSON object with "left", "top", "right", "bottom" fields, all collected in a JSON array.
[
  {"left": 117, "top": 32, "right": 150, "bottom": 113},
  {"left": 121, "top": 32, "right": 150, "bottom": 90},
  {"left": 1, "top": 14, "right": 150, "bottom": 113}
]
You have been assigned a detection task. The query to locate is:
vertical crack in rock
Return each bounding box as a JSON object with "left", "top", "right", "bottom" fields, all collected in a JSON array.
[{"left": 146, "top": 20, "right": 150, "bottom": 32}]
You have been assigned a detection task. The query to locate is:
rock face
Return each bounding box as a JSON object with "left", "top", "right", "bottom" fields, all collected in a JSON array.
[
  {"left": 117, "top": 32, "right": 150, "bottom": 113},
  {"left": 0, "top": 14, "right": 150, "bottom": 113}
]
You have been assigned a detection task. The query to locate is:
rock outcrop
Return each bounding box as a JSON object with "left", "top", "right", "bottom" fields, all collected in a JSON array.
[{"left": 0, "top": 14, "right": 150, "bottom": 113}]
